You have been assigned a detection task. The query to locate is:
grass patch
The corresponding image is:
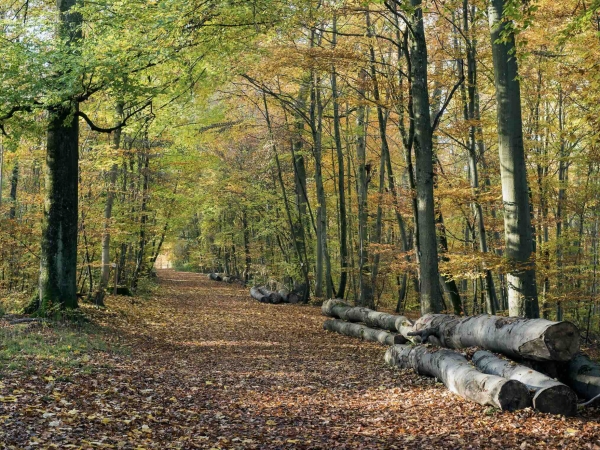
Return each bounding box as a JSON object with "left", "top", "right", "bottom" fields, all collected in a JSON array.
[{"left": 0, "top": 321, "right": 113, "bottom": 375}]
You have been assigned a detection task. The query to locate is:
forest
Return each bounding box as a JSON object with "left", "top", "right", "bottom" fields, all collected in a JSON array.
[{"left": 2, "top": 0, "right": 600, "bottom": 448}]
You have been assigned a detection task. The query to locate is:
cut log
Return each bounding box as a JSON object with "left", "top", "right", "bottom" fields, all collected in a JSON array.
[
  {"left": 565, "top": 353, "right": 600, "bottom": 403},
  {"left": 278, "top": 289, "right": 289, "bottom": 303},
  {"left": 385, "top": 345, "right": 531, "bottom": 411},
  {"left": 321, "top": 299, "right": 411, "bottom": 332},
  {"left": 473, "top": 350, "right": 577, "bottom": 416},
  {"left": 323, "top": 319, "right": 406, "bottom": 345},
  {"left": 250, "top": 286, "right": 268, "bottom": 303},
  {"left": 408, "top": 314, "right": 579, "bottom": 361},
  {"left": 250, "top": 286, "right": 286, "bottom": 304},
  {"left": 208, "top": 273, "right": 222, "bottom": 281},
  {"left": 258, "top": 287, "right": 284, "bottom": 304}
]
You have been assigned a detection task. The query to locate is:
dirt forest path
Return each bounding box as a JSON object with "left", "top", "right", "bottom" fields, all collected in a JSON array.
[{"left": 2, "top": 270, "right": 600, "bottom": 449}]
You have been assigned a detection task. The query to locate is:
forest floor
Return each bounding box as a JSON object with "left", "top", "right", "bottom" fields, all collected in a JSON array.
[{"left": 1, "top": 270, "right": 600, "bottom": 449}]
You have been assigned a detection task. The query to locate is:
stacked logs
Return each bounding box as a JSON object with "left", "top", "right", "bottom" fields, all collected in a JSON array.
[
  {"left": 208, "top": 273, "right": 243, "bottom": 284},
  {"left": 249, "top": 284, "right": 307, "bottom": 304},
  {"left": 322, "top": 299, "right": 598, "bottom": 415}
]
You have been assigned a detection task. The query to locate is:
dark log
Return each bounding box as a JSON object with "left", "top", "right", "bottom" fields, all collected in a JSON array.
[
  {"left": 473, "top": 350, "right": 577, "bottom": 416},
  {"left": 407, "top": 314, "right": 579, "bottom": 361},
  {"left": 565, "top": 353, "right": 600, "bottom": 404},
  {"left": 208, "top": 273, "right": 222, "bottom": 281},
  {"left": 385, "top": 345, "right": 531, "bottom": 411},
  {"left": 322, "top": 299, "right": 411, "bottom": 332},
  {"left": 278, "top": 289, "right": 289, "bottom": 303},
  {"left": 250, "top": 286, "right": 268, "bottom": 303},
  {"left": 250, "top": 286, "right": 286, "bottom": 304},
  {"left": 323, "top": 319, "right": 406, "bottom": 345}
]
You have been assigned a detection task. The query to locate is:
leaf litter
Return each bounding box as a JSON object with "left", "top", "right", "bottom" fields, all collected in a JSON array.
[{"left": 1, "top": 270, "right": 600, "bottom": 449}]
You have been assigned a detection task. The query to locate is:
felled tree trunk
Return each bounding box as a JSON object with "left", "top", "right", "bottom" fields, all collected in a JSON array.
[
  {"left": 208, "top": 273, "right": 222, "bottom": 281},
  {"left": 250, "top": 286, "right": 284, "bottom": 304},
  {"left": 565, "top": 353, "right": 600, "bottom": 403},
  {"left": 321, "top": 299, "right": 411, "bottom": 332},
  {"left": 407, "top": 314, "right": 579, "bottom": 361},
  {"left": 323, "top": 319, "right": 406, "bottom": 346},
  {"left": 385, "top": 345, "right": 530, "bottom": 411},
  {"left": 473, "top": 350, "right": 577, "bottom": 416}
]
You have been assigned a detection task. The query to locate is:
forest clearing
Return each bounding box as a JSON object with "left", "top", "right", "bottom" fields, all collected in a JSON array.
[{"left": 1, "top": 270, "right": 600, "bottom": 449}]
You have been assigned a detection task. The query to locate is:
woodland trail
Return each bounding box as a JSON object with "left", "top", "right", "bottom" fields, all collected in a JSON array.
[{"left": 2, "top": 270, "right": 600, "bottom": 449}]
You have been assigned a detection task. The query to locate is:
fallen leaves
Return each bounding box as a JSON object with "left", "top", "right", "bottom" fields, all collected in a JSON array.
[{"left": 1, "top": 270, "right": 600, "bottom": 448}]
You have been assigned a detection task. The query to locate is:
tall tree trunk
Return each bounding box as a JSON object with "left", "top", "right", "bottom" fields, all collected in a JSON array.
[
  {"left": 331, "top": 15, "right": 348, "bottom": 299},
  {"left": 430, "top": 59, "right": 462, "bottom": 315},
  {"left": 242, "top": 210, "right": 251, "bottom": 284},
  {"left": 356, "top": 69, "right": 373, "bottom": 308},
  {"left": 132, "top": 146, "right": 150, "bottom": 289},
  {"left": 311, "top": 67, "right": 333, "bottom": 299},
  {"left": 410, "top": 0, "right": 443, "bottom": 314},
  {"left": 488, "top": 0, "right": 539, "bottom": 318},
  {"left": 365, "top": 11, "right": 390, "bottom": 299},
  {"left": 40, "top": 102, "right": 80, "bottom": 312},
  {"left": 39, "top": 0, "right": 82, "bottom": 313},
  {"left": 458, "top": 2, "right": 497, "bottom": 314},
  {"left": 9, "top": 161, "right": 18, "bottom": 219},
  {"left": 93, "top": 104, "right": 123, "bottom": 304}
]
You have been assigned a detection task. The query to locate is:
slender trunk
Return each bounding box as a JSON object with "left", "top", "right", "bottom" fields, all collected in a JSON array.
[
  {"left": 9, "top": 161, "right": 18, "bottom": 219},
  {"left": 458, "top": 3, "right": 497, "bottom": 313},
  {"left": 331, "top": 16, "right": 348, "bottom": 299},
  {"left": 356, "top": 69, "right": 373, "bottom": 308},
  {"left": 132, "top": 146, "right": 150, "bottom": 289},
  {"left": 366, "top": 11, "right": 387, "bottom": 297},
  {"left": 488, "top": 0, "right": 539, "bottom": 317},
  {"left": 410, "top": 0, "right": 443, "bottom": 314},
  {"left": 242, "top": 210, "right": 251, "bottom": 283},
  {"left": 94, "top": 104, "right": 123, "bottom": 304},
  {"left": 311, "top": 69, "right": 333, "bottom": 299}
]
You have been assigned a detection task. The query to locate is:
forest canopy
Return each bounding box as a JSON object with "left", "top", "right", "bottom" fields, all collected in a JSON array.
[{"left": 0, "top": 0, "right": 599, "bottom": 327}]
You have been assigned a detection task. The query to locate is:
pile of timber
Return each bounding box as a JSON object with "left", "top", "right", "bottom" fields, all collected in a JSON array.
[
  {"left": 208, "top": 273, "right": 243, "bottom": 284},
  {"left": 322, "top": 299, "right": 599, "bottom": 416},
  {"left": 249, "top": 284, "right": 307, "bottom": 304}
]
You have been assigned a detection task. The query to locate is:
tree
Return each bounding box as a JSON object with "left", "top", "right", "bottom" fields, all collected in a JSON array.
[{"left": 488, "top": 0, "right": 539, "bottom": 318}]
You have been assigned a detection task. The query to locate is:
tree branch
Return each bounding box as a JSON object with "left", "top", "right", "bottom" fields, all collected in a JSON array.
[
  {"left": 77, "top": 102, "right": 151, "bottom": 133},
  {"left": 431, "top": 74, "right": 465, "bottom": 134}
]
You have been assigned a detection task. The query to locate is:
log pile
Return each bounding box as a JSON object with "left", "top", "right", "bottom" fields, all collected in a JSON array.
[
  {"left": 208, "top": 273, "right": 243, "bottom": 284},
  {"left": 250, "top": 286, "right": 286, "bottom": 304},
  {"left": 249, "top": 284, "right": 307, "bottom": 304},
  {"left": 322, "top": 300, "right": 598, "bottom": 416}
]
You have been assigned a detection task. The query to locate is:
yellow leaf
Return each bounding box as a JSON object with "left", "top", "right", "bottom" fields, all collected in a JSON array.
[
  {"left": 0, "top": 396, "right": 17, "bottom": 403},
  {"left": 266, "top": 420, "right": 276, "bottom": 426}
]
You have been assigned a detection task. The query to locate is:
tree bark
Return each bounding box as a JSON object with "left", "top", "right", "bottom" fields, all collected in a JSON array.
[
  {"left": 322, "top": 299, "right": 409, "bottom": 336},
  {"left": 39, "top": 0, "right": 82, "bottom": 313},
  {"left": 473, "top": 350, "right": 577, "bottom": 415},
  {"left": 323, "top": 319, "right": 405, "bottom": 346},
  {"left": 407, "top": 313, "right": 579, "bottom": 361},
  {"left": 331, "top": 15, "right": 348, "bottom": 300},
  {"left": 355, "top": 69, "right": 373, "bottom": 308},
  {"left": 385, "top": 344, "right": 531, "bottom": 411},
  {"left": 9, "top": 160, "right": 18, "bottom": 219},
  {"left": 93, "top": 103, "right": 123, "bottom": 306},
  {"left": 565, "top": 353, "right": 600, "bottom": 402},
  {"left": 488, "top": 0, "right": 539, "bottom": 318},
  {"left": 410, "top": 0, "right": 443, "bottom": 315},
  {"left": 250, "top": 286, "right": 284, "bottom": 304},
  {"left": 39, "top": 102, "right": 80, "bottom": 312}
]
